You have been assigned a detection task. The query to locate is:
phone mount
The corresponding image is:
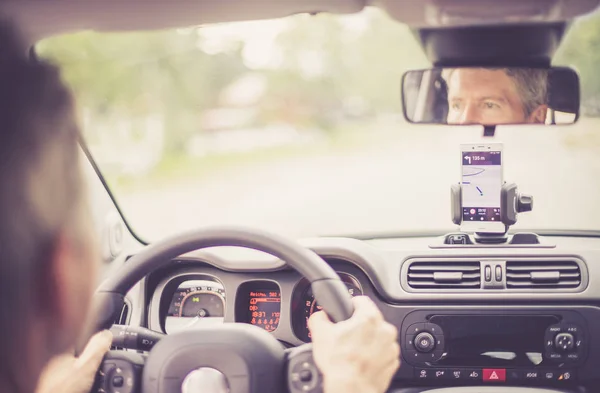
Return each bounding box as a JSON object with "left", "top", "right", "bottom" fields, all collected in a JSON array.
[{"left": 451, "top": 182, "right": 533, "bottom": 242}]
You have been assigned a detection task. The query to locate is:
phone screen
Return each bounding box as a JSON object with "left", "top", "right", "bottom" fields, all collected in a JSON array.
[{"left": 461, "top": 149, "right": 502, "bottom": 223}]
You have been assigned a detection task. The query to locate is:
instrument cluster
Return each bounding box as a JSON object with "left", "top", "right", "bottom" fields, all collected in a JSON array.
[{"left": 161, "top": 270, "right": 363, "bottom": 343}]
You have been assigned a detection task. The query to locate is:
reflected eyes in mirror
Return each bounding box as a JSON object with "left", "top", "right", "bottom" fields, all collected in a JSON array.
[
  {"left": 402, "top": 66, "right": 580, "bottom": 126},
  {"left": 450, "top": 100, "right": 502, "bottom": 112},
  {"left": 483, "top": 101, "right": 501, "bottom": 110}
]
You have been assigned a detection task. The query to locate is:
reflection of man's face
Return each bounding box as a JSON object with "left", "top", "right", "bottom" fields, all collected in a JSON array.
[{"left": 446, "top": 69, "right": 546, "bottom": 125}]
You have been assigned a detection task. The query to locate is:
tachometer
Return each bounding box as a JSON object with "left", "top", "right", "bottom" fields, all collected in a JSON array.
[
  {"left": 297, "top": 272, "right": 363, "bottom": 341},
  {"left": 165, "top": 279, "right": 225, "bottom": 333}
]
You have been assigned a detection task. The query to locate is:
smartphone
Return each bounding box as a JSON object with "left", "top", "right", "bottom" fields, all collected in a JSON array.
[{"left": 460, "top": 143, "right": 504, "bottom": 233}]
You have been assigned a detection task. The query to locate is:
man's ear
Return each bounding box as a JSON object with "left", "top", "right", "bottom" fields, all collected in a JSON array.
[{"left": 528, "top": 105, "right": 548, "bottom": 124}]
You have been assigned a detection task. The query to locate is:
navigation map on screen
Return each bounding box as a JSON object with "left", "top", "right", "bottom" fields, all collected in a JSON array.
[{"left": 461, "top": 151, "right": 502, "bottom": 222}]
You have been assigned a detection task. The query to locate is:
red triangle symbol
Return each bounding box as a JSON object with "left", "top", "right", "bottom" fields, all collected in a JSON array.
[{"left": 490, "top": 371, "right": 499, "bottom": 380}]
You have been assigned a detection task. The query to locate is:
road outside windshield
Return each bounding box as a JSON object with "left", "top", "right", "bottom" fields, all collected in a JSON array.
[{"left": 38, "top": 8, "right": 600, "bottom": 241}]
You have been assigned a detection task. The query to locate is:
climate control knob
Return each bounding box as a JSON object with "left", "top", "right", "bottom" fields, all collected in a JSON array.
[
  {"left": 554, "top": 333, "right": 575, "bottom": 352},
  {"left": 414, "top": 332, "right": 436, "bottom": 353}
]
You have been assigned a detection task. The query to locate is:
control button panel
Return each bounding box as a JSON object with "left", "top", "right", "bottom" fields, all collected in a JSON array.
[
  {"left": 414, "top": 368, "right": 576, "bottom": 385},
  {"left": 403, "top": 323, "right": 445, "bottom": 365},
  {"left": 544, "top": 323, "right": 586, "bottom": 365}
]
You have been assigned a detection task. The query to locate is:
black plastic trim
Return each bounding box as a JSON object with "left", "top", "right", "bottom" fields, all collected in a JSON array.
[
  {"left": 78, "top": 137, "right": 148, "bottom": 245},
  {"left": 414, "top": 23, "right": 567, "bottom": 67}
]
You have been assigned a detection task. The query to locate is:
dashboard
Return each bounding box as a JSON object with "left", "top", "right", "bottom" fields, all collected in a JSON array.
[{"left": 137, "top": 233, "right": 600, "bottom": 390}]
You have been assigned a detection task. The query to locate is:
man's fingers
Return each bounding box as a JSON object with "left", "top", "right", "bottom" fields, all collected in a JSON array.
[
  {"left": 74, "top": 330, "right": 112, "bottom": 370},
  {"left": 351, "top": 296, "right": 383, "bottom": 319},
  {"left": 307, "top": 310, "right": 332, "bottom": 335}
]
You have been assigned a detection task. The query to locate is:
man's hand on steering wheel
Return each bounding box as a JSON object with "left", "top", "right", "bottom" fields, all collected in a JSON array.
[
  {"left": 36, "top": 331, "right": 113, "bottom": 393},
  {"left": 309, "top": 296, "right": 400, "bottom": 393}
]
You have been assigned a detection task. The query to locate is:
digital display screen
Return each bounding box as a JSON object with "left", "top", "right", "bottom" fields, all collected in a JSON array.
[
  {"left": 461, "top": 150, "right": 502, "bottom": 222},
  {"left": 430, "top": 315, "right": 559, "bottom": 367},
  {"left": 248, "top": 290, "right": 281, "bottom": 332}
]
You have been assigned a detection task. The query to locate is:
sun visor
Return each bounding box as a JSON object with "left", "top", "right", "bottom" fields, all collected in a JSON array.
[
  {"left": 373, "top": 0, "right": 600, "bottom": 28},
  {"left": 2, "top": 0, "right": 366, "bottom": 43}
]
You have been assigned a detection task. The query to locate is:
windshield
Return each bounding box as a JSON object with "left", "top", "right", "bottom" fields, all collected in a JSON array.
[{"left": 37, "top": 8, "right": 600, "bottom": 241}]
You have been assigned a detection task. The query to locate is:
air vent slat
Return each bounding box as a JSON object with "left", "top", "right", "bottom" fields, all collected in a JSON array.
[
  {"left": 506, "top": 260, "right": 581, "bottom": 289},
  {"left": 406, "top": 261, "right": 481, "bottom": 290},
  {"left": 506, "top": 272, "right": 580, "bottom": 279},
  {"left": 407, "top": 281, "right": 481, "bottom": 288},
  {"left": 506, "top": 265, "right": 578, "bottom": 272},
  {"left": 409, "top": 265, "right": 480, "bottom": 272},
  {"left": 408, "top": 272, "right": 480, "bottom": 279},
  {"left": 505, "top": 281, "right": 580, "bottom": 288}
]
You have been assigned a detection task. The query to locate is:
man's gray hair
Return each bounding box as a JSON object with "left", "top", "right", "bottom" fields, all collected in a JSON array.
[
  {"left": 443, "top": 68, "right": 549, "bottom": 117},
  {"left": 504, "top": 68, "right": 549, "bottom": 117}
]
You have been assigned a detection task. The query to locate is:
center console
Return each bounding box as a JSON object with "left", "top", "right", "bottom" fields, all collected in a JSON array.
[{"left": 401, "top": 310, "right": 588, "bottom": 386}]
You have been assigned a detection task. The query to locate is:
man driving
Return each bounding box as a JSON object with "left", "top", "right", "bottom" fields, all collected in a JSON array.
[
  {"left": 0, "top": 21, "right": 400, "bottom": 393},
  {"left": 445, "top": 68, "right": 549, "bottom": 125}
]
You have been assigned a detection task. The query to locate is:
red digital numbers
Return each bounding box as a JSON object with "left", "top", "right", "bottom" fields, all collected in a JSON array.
[{"left": 248, "top": 290, "right": 281, "bottom": 332}]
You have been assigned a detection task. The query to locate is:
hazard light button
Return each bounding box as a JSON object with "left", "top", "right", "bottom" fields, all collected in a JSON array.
[{"left": 483, "top": 369, "right": 506, "bottom": 382}]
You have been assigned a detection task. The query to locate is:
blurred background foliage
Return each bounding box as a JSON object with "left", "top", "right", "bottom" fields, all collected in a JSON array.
[{"left": 36, "top": 7, "right": 600, "bottom": 179}]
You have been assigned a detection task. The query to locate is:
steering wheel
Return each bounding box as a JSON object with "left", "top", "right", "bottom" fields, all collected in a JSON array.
[{"left": 82, "top": 226, "right": 355, "bottom": 393}]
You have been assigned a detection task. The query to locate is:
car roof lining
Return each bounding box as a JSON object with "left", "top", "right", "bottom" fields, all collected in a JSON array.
[{"left": 3, "top": 0, "right": 599, "bottom": 67}]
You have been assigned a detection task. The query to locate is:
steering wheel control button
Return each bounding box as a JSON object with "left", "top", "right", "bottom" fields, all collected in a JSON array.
[
  {"left": 554, "top": 333, "right": 575, "bottom": 352},
  {"left": 482, "top": 368, "right": 506, "bottom": 383},
  {"left": 95, "top": 357, "right": 141, "bottom": 393},
  {"left": 112, "top": 376, "right": 124, "bottom": 388},
  {"left": 288, "top": 348, "right": 321, "bottom": 393},
  {"left": 299, "top": 370, "right": 313, "bottom": 382},
  {"left": 414, "top": 332, "right": 436, "bottom": 353}
]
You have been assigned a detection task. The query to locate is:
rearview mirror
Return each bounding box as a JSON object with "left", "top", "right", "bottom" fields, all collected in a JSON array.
[{"left": 401, "top": 67, "right": 579, "bottom": 126}]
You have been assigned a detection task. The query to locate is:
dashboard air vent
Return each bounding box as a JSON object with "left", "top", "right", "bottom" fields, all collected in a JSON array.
[
  {"left": 407, "top": 261, "right": 481, "bottom": 289},
  {"left": 506, "top": 260, "right": 581, "bottom": 289}
]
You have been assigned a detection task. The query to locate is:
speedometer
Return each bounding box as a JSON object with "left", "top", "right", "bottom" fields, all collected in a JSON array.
[
  {"left": 169, "top": 286, "right": 225, "bottom": 318},
  {"left": 165, "top": 279, "right": 225, "bottom": 334},
  {"left": 296, "top": 272, "right": 363, "bottom": 342}
]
